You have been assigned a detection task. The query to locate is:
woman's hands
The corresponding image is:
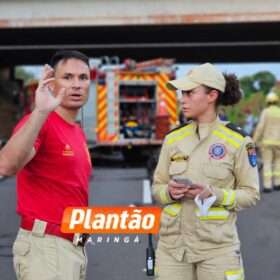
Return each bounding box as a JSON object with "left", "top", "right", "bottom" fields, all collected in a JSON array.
[
  {"left": 168, "top": 180, "right": 212, "bottom": 200},
  {"left": 168, "top": 179, "right": 189, "bottom": 200},
  {"left": 184, "top": 183, "right": 212, "bottom": 200}
]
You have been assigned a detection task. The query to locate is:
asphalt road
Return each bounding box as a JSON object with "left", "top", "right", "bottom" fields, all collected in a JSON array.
[{"left": 0, "top": 165, "right": 279, "bottom": 280}]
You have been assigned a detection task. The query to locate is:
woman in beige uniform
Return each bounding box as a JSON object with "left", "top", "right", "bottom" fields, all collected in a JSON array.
[{"left": 152, "top": 63, "right": 260, "bottom": 280}]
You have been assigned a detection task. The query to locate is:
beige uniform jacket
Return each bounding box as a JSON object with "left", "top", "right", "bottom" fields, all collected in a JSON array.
[
  {"left": 253, "top": 105, "right": 280, "bottom": 147},
  {"left": 152, "top": 116, "right": 260, "bottom": 263}
]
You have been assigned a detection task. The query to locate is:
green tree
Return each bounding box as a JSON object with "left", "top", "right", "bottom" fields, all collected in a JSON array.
[
  {"left": 15, "top": 67, "right": 35, "bottom": 83},
  {"left": 227, "top": 71, "right": 277, "bottom": 125},
  {"left": 239, "top": 75, "right": 255, "bottom": 98},
  {"left": 253, "top": 71, "right": 277, "bottom": 95},
  {"left": 239, "top": 71, "right": 276, "bottom": 98}
]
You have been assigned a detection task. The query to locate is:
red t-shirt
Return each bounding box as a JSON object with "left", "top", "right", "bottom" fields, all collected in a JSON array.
[{"left": 13, "top": 112, "right": 92, "bottom": 224}]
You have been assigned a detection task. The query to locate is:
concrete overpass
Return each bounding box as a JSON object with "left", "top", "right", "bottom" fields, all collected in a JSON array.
[{"left": 0, "top": 0, "right": 280, "bottom": 66}]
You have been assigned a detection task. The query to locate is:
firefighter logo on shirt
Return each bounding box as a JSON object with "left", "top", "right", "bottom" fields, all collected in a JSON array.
[
  {"left": 209, "top": 143, "right": 226, "bottom": 159},
  {"left": 62, "top": 144, "right": 75, "bottom": 156},
  {"left": 246, "top": 143, "right": 257, "bottom": 167}
]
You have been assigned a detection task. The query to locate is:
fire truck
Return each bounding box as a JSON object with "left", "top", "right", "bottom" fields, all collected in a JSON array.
[
  {"left": 84, "top": 57, "right": 179, "bottom": 162},
  {"left": 22, "top": 80, "right": 37, "bottom": 115},
  {"left": 22, "top": 58, "right": 179, "bottom": 163}
]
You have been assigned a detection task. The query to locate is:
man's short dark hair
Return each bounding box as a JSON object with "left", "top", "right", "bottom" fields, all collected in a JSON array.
[{"left": 50, "top": 50, "right": 90, "bottom": 70}]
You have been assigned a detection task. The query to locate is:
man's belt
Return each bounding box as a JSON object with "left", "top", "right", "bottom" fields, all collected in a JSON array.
[{"left": 20, "top": 218, "right": 75, "bottom": 243}]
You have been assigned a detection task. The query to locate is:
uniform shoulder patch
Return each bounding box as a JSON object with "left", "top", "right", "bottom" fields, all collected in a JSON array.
[
  {"left": 225, "top": 123, "right": 248, "bottom": 137},
  {"left": 166, "top": 121, "right": 192, "bottom": 136},
  {"left": 246, "top": 142, "right": 257, "bottom": 167}
]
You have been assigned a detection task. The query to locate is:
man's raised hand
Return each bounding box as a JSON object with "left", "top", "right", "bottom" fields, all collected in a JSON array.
[{"left": 35, "top": 64, "right": 65, "bottom": 114}]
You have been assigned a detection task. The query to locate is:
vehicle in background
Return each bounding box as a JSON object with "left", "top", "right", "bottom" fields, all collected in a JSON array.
[{"left": 21, "top": 58, "right": 179, "bottom": 171}]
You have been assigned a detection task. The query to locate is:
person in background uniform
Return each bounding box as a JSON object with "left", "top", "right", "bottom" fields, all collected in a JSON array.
[
  {"left": 253, "top": 92, "right": 280, "bottom": 193},
  {"left": 152, "top": 63, "right": 260, "bottom": 280},
  {"left": 243, "top": 108, "right": 255, "bottom": 136},
  {"left": 0, "top": 50, "right": 92, "bottom": 280}
]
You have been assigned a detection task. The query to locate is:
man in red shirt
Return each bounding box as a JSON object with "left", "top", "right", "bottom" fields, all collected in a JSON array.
[{"left": 0, "top": 50, "right": 92, "bottom": 280}]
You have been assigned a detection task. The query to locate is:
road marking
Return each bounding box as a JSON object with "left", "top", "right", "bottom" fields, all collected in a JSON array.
[{"left": 143, "top": 179, "right": 153, "bottom": 204}]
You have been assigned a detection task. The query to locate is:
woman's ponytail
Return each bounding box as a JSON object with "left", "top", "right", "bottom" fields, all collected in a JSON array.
[{"left": 216, "top": 73, "right": 242, "bottom": 106}]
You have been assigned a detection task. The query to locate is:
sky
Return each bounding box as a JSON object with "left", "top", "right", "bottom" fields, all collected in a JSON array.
[
  {"left": 176, "top": 63, "right": 280, "bottom": 80},
  {"left": 24, "top": 62, "right": 280, "bottom": 80}
]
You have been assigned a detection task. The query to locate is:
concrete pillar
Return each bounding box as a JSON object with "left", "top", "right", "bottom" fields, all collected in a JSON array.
[{"left": 0, "top": 66, "right": 22, "bottom": 139}]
